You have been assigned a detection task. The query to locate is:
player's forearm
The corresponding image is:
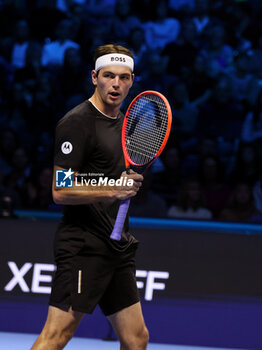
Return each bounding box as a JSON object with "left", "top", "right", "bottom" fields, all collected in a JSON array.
[
  {"left": 52, "top": 183, "right": 139, "bottom": 205},
  {"left": 52, "top": 186, "right": 117, "bottom": 205}
]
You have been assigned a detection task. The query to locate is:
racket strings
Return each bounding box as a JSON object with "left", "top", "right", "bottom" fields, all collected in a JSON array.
[
  {"left": 127, "top": 97, "right": 168, "bottom": 162},
  {"left": 125, "top": 94, "right": 168, "bottom": 165}
]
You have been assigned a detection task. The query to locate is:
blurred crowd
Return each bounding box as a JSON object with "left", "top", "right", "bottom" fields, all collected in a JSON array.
[{"left": 1, "top": 0, "right": 262, "bottom": 223}]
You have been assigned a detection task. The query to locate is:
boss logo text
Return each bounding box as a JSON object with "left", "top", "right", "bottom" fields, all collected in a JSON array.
[{"left": 111, "top": 57, "right": 126, "bottom": 62}]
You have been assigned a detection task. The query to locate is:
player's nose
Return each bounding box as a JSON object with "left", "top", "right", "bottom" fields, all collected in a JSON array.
[{"left": 112, "top": 76, "right": 120, "bottom": 87}]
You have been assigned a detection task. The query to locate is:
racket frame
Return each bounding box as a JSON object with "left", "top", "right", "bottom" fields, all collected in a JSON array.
[
  {"left": 121, "top": 90, "right": 172, "bottom": 170},
  {"left": 110, "top": 90, "right": 172, "bottom": 241}
]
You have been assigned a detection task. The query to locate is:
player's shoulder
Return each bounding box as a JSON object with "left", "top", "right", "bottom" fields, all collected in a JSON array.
[{"left": 57, "top": 100, "right": 93, "bottom": 129}]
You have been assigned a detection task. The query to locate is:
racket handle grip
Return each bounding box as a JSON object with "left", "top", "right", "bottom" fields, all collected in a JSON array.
[{"left": 110, "top": 199, "right": 130, "bottom": 241}]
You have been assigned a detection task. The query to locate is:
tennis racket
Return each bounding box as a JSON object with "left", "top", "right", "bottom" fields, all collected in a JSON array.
[{"left": 110, "top": 90, "right": 172, "bottom": 241}]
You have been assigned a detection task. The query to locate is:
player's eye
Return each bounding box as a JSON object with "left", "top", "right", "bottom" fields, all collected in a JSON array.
[
  {"left": 103, "top": 73, "right": 114, "bottom": 79},
  {"left": 121, "top": 75, "right": 131, "bottom": 81}
]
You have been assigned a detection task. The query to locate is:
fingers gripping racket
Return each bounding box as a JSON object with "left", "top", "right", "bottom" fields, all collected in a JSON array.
[{"left": 110, "top": 91, "right": 172, "bottom": 241}]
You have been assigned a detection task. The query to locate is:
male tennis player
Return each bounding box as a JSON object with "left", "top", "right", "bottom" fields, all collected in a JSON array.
[{"left": 31, "top": 44, "right": 148, "bottom": 350}]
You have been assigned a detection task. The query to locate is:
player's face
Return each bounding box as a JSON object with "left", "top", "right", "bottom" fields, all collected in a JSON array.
[{"left": 92, "top": 65, "right": 134, "bottom": 108}]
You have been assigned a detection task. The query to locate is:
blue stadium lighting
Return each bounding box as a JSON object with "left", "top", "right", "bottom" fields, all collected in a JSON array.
[{"left": 14, "top": 210, "right": 262, "bottom": 235}]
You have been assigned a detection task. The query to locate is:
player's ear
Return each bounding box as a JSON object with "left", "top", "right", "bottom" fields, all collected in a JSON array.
[
  {"left": 131, "top": 73, "right": 135, "bottom": 86},
  {"left": 91, "top": 70, "right": 98, "bottom": 86}
]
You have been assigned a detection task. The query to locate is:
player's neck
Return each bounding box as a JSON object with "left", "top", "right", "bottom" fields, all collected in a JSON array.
[{"left": 89, "top": 93, "right": 119, "bottom": 119}]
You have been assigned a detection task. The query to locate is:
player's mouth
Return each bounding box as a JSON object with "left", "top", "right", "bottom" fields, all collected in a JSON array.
[{"left": 109, "top": 91, "right": 121, "bottom": 100}]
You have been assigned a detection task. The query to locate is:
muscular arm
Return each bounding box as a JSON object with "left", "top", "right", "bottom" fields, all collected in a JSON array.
[{"left": 52, "top": 165, "right": 143, "bottom": 205}]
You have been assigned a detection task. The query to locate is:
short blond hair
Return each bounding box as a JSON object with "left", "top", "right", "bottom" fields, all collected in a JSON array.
[{"left": 93, "top": 44, "right": 134, "bottom": 63}]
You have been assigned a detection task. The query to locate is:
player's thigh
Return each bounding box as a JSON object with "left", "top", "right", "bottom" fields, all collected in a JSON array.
[
  {"left": 41, "top": 305, "right": 84, "bottom": 337},
  {"left": 107, "top": 302, "right": 148, "bottom": 343}
]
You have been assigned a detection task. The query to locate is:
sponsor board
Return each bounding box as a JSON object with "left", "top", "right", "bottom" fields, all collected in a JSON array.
[{"left": 3, "top": 261, "right": 169, "bottom": 301}]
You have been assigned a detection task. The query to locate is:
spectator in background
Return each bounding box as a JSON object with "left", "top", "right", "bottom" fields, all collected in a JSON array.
[
  {"left": 249, "top": 23, "right": 262, "bottom": 82},
  {"left": 229, "top": 141, "right": 260, "bottom": 187},
  {"left": 224, "top": 1, "right": 255, "bottom": 52},
  {"left": 252, "top": 159, "right": 262, "bottom": 216},
  {"left": 128, "top": 27, "right": 148, "bottom": 76},
  {"left": 5, "top": 81, "right": 32, "bottom": 139},
  {"left": 56, "top": 47, "right": 88, "bottom": 100},
  {"left": 230, "top": 50, "right": 260, "bottom": 108},
  {"left": 0, "top": 195, "right": 17, "bottom": 218},
  {"left": 28, "top": 71, "right": 57, "bottom": 133},
  {"left": 181, "top": 136, "right": 219, "bottom": 178},
  {"left": 41, "top": 19, "right": 80, "bottom": 67},
  {"left": 68, "top": 3, "right": 90, "bottom": 50},
  {"left": 0, "top": 53, "right": 15, "bottom": 104},
  {"left": 197, "top": 75, "right": 245, "bottom": 139},
  {"left": 0, "top": 19, "right": 29, "bottom": 71},
  {"left": 0, "top": 154, "right": 21, "bottom": 216},
  {"left": 220, "top": 182, "right": 262, "bottom": 222},
  {"left": 34, "top": 131, "right": 54, "bottom": 168},
  {"left": 12, "top": 44, "right": 43, "bottom": 137},
  {"left": 129, "top": 169, "right": 167, "bottom": 218},
  {"left": 143, "top": 0, "right": 180, "bottom": 51},
  {"left": 153, "top": 143, "right": 183, "bottom": 207},
  {"left": 241, "top": 89, "right": 262, "bottom": 143},
  {"left": 169, "top": 0, "right": 195, "bottom": 15},
  {"left": 85, "top": 0, "right": 116, "bottom": 16},
  {"left": 164, "top": 18, "right": 199, "bottom": 78},
  {"left": 36, "top": 166, "right": 53, "bottom": 209},
  {"left": 198, "top": 155, "right": 231, "bottom": 218},
  {"left": 201, "top": 24, "right": 234, "bottom": 75},
  {"left": 10, "top": 19, "right": 30, "bottom": 69},
  {"left": 254, "top": 138, "right": 262, "bottom": 170},
  {"left": 192, "top": 0, "right": 210, "bottom": 35},
  {"left": 14, "top": 42, "right": 43, "bottom": 83},
  {"left": 167, "top": 178, "right": 212, "bottom": 220},
  {"left": 120, "top": 77, "right": 143, "bottom": 113},
  {"left": 28, "top": 0, "right": 67, "bottom": 42},
  {"left": 140, "top": 49, "right": 175, "bottom": 93},
  {"left": 110, "top": 0, "right": 141, "bottom": 43},
  {"left": 3, "top": 147, "right": 32, "bottom": 203},
  {"left": 186, "top": 53, "right": 214, "bottom": 104},
  {"left": 21, "top": 165, "right": 53, "bottom": 209},
  {"left": 0, "top": 129, "right": 19, "bottom": 177},
  {"left": 84, "top": 0, "right": 115, "bottom": 32},
  {"left": 84, "top": 26, "right": 110, "bottom": 67},
  {"left": 55, "top": 0, "right": 87, "bottom": 14},
  {"left": 198, "top": 137, "right": 219, "bottom": 158},
  {"left": 0, "top": 0, "right": 24, "bottom": 39},
  {"left": 169, "top": 80, "right": 199, "bottom": 140}
]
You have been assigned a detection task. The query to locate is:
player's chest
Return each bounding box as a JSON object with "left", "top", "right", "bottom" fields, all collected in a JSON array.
[{"left": 91, "top": 119, "right": 124, "bottom": 167}]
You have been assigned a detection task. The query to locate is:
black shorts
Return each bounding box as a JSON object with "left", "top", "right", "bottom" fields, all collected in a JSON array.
[{"left": 49, "top": 245, "right": 140, "bottom": 316}]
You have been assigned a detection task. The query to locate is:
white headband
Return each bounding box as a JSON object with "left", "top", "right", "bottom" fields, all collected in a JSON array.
[{"left": 95, "top": 53, "right": 134, "bottom": 72}]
